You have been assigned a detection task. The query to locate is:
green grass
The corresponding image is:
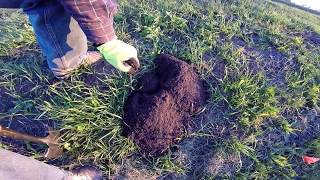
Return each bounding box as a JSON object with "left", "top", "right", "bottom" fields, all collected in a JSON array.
[{"left": 1, "top": 0, "right": 320, "bottom": 178}]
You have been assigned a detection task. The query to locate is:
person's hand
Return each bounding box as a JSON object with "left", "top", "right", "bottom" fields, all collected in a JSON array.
[{"left": 97, "top": 39, "right": 140, "bottom": 74}]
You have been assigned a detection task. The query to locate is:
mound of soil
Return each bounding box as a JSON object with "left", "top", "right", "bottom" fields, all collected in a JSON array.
[{"left": 123, "top": 54, "right": 207, "bottom": 155}]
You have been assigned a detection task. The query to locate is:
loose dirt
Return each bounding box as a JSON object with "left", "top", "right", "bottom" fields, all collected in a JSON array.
[{"left": 123, "top": 54, "right": 207, "bottom": 155}]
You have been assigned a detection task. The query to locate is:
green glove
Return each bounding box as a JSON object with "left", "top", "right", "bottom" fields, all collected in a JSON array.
[{"left": 97, "top": 39, "right": 140, "bottom": 73}]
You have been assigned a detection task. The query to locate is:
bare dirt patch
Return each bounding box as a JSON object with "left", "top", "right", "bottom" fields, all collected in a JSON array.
[
  {"left": 0, "top": 87, "right": 15, "bottom": 113},
  {"left": 123, "top": 54, "right": 208, "bottom": 155},
  {"left": 302, "top": 31, "right": 320, "bottom": 46}
]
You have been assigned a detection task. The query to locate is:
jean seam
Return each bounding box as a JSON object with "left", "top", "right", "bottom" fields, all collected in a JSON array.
[{"left": 43, "top": 7, "right": 67, "bottom": 71}]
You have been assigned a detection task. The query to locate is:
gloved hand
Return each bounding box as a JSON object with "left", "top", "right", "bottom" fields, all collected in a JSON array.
[{"left": 97, "top": 39, "right": 140, "bottom": 74}]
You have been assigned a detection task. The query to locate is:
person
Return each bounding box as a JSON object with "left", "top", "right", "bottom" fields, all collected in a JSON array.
[
  {"left": 0, "top": 0, "right": 140, "bottom": 79},
  {"left": 0, "top": 148, "right": 103, "bottom": 180}
]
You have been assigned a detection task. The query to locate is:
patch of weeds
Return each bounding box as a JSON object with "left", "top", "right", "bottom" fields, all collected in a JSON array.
[
  {"left": 296, "top": 50, "right": 320, "bottom": 81},
  {"left": 163, "top": 11, "right": 188, "bottom": 32},
  {"left": 229, "top": 138, "right": 258, "bottom": 162},
  {"left": 154, "top": 153, "right": 186, "bottom": 174},
  {"left": 135, "top": 12, "right": 162, "bottom": 40},
  {"left": 270, "top": 154, "right": 297, "bottom": 178},
  {"left": 279, "top": 119, "right": 296, "bottom": 135},
  {"left": 309, "top": 84, "right": 320, "bottom": 106},
  {"left": 215, "top": 71, "right": 280, "bottom": 128},
  {"left": 305, "top": 138, "right": 320, "bottom": 157},
  {"left": 41, "top": 72, "right": 137, "bottom": 170},
  {"left": 219, "top": 16, "right": 242, "bottom": 39},
  {"left": 0, "top": 10, "right": 35, "bottom": 56},
  {"left": 283, "top": 51, "right": 319, "bottom": 111}
]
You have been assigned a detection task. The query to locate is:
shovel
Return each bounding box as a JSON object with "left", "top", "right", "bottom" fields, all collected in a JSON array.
[{"left": 0, "top": 125, "right": 63, "bottom": 159}]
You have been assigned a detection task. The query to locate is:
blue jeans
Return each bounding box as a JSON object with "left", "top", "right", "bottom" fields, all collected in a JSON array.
[{"left": 0, "top": 0, "right": 88, "bottom": 77}]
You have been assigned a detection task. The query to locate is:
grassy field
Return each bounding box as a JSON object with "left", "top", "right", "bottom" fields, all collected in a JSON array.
[{"left": 0, "top": 0, "right": 320, "bottom": 179}]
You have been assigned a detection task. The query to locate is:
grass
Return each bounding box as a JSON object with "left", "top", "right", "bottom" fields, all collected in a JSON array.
[{"left": 0, "top": 0, "right": 320, "bottom": 178}]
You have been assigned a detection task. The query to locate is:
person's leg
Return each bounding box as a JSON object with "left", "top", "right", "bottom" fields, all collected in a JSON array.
[
  {"left": 0, "top": 0, "right": 102, "bottom": 78},
  {"left": 0, "top": 148, "right": 103, "bottom": 180},
  {"left": 0, "top": 148, "right": 70, "bottom": 180},
  {"left": 22, "top": 0, "right": 88, "bottom": 78}
]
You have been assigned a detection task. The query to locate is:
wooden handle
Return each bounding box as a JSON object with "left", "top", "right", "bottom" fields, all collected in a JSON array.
[{"left": 0, "top": 125, "right": 45, "bottom": 144}]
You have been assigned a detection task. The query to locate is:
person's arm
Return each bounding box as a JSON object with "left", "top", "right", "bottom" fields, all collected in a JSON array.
[
  {"left": 58, "top": 0, "right": 117, "bottom": 44},
  {"left": 59, "top": 0, "right": 140, "bottom": 73}
]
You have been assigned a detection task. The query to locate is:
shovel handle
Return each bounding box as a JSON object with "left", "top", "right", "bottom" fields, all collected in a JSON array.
[{"left": 0, "top": 125, "right": 45, "bottom": 144}]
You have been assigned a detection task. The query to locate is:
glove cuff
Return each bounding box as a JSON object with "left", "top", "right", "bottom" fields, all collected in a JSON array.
[{"left": 93, "top": 37, "right": 117, "bottom": 47}]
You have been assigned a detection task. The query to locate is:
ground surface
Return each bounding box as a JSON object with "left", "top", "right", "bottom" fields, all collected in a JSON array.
[
  {"left": 0, "top": 0, "right": 319, "bottom": 179},
  {"left": 123, "top": 54, "right": 207, "bottom": 155}
]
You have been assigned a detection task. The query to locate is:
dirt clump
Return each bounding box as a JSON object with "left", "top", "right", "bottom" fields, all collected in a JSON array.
[{"left": 123, "top": 54, "right": 207, "bottom": 155}]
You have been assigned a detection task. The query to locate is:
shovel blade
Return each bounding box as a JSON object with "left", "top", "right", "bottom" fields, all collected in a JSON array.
[
  {"left": 45, "top": 145, "right": 64, "bottom": 159},
  {"left": 44, "top": 129, "right": 63, "bottom": 159}
]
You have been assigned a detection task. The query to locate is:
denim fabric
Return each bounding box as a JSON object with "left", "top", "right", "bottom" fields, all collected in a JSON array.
[{"left": 0, "top": 0, "right": 88, "bottom": 77}]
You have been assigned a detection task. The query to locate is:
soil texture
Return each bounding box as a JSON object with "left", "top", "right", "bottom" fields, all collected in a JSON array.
[{"left": 123, "top": 54, "right": 207, "bottom": 155}]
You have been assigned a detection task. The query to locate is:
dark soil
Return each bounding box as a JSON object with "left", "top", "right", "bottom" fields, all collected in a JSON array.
[
  {"left": 302, "top": 31, "right": 320, "bottom": 46},
  {"left": 123, "top": 54, "right": 208, "bottom": 155},
  {"left": 0, "top": 87, "right": 15, "bottom": 113}
]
